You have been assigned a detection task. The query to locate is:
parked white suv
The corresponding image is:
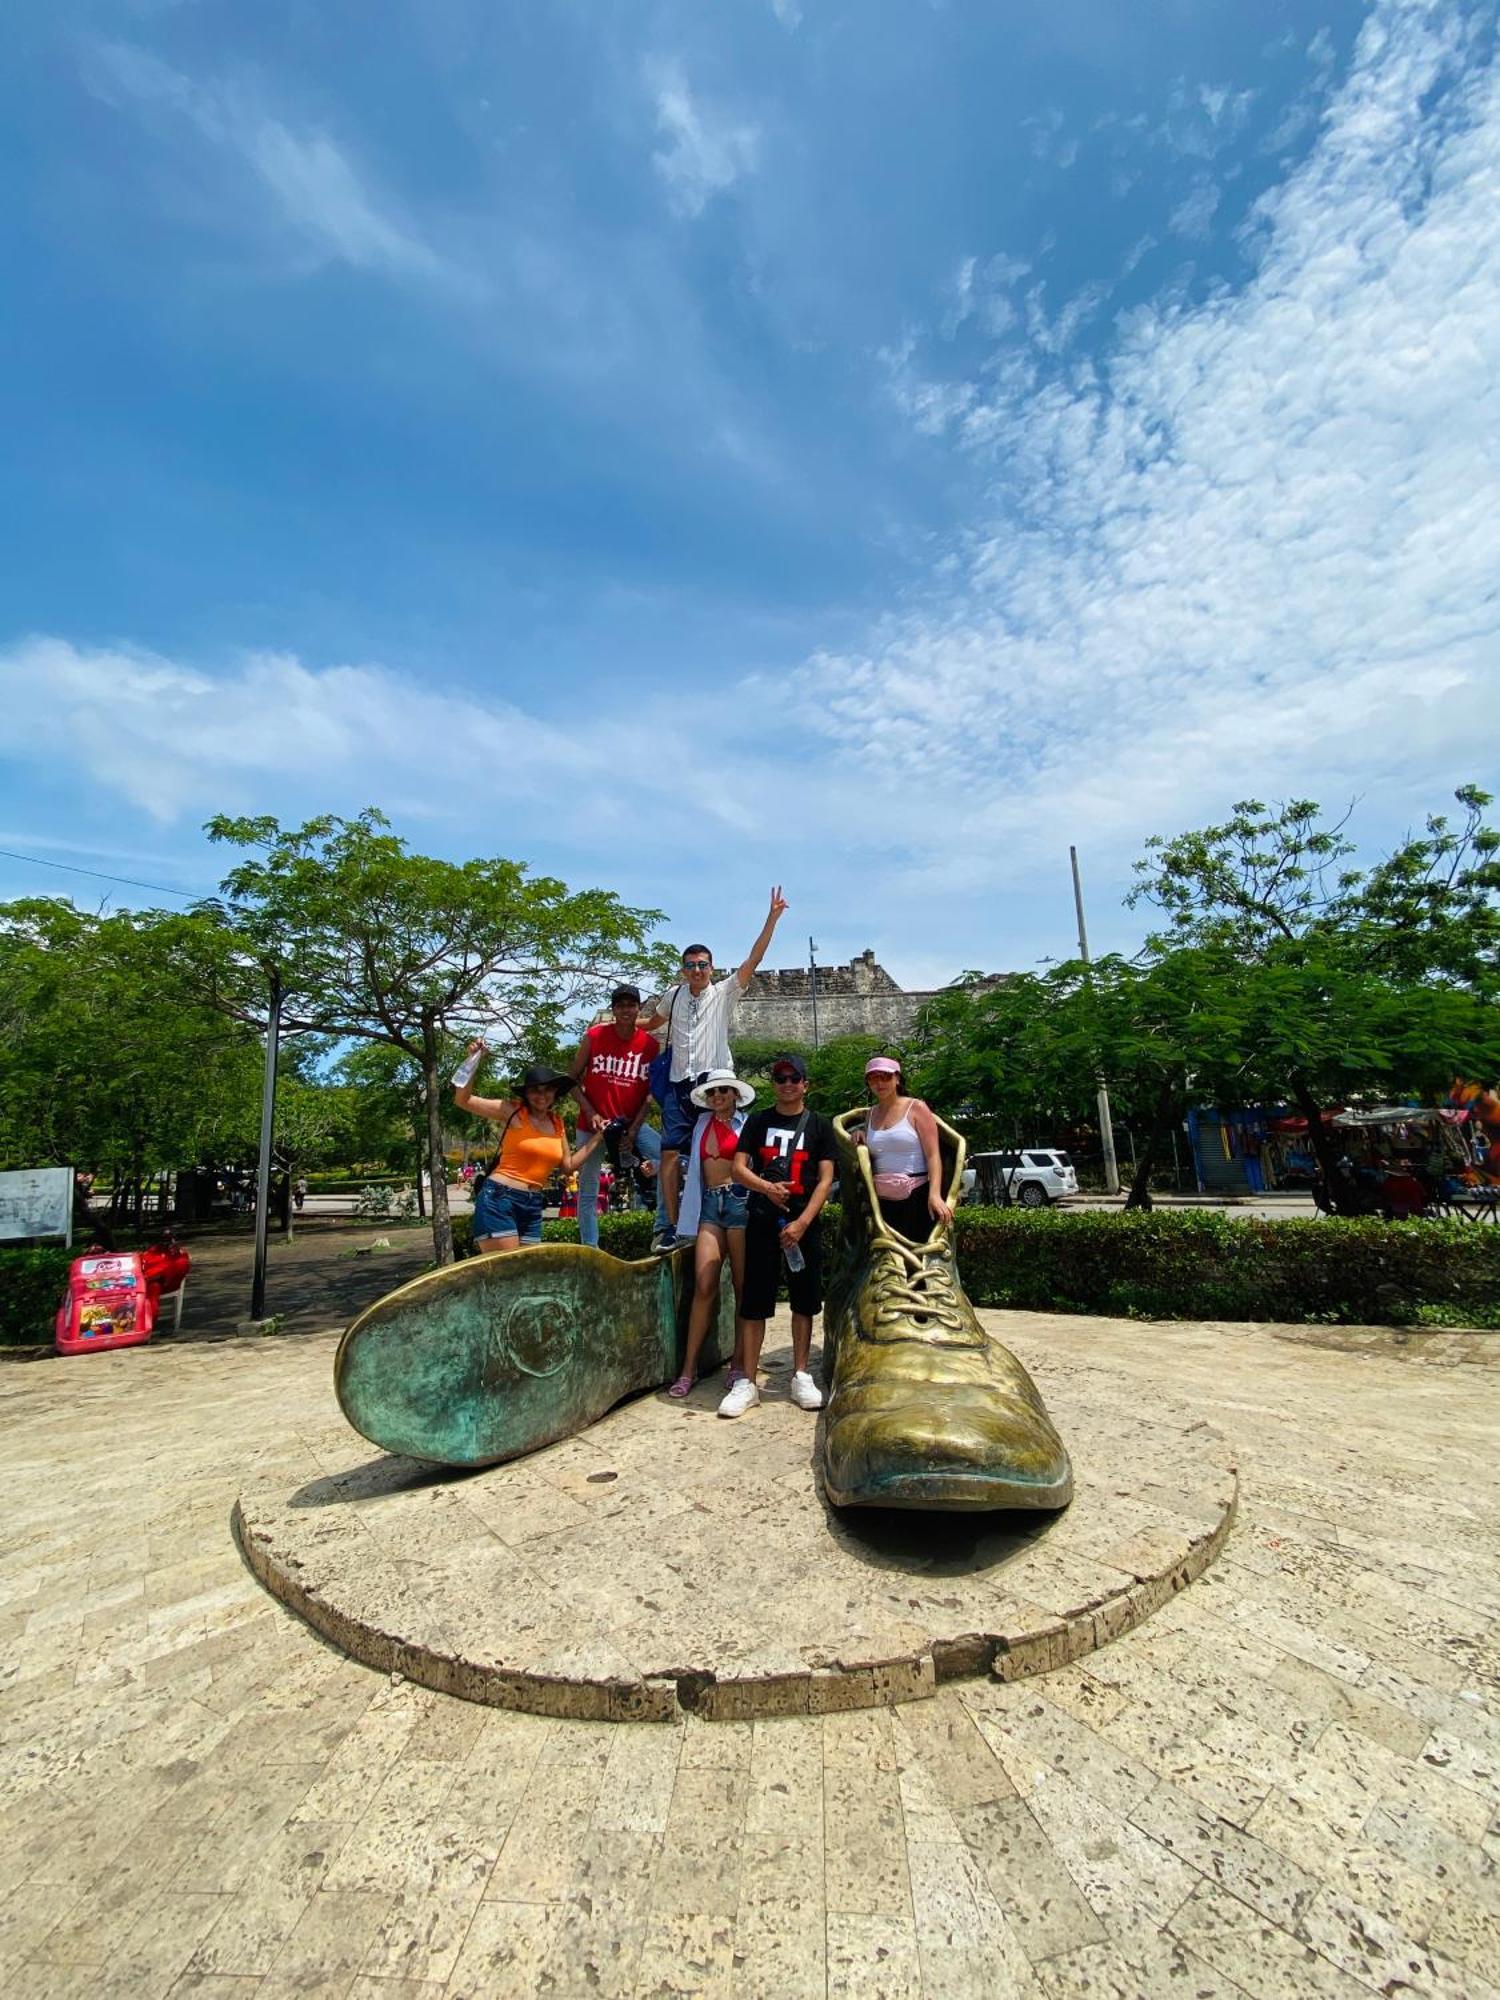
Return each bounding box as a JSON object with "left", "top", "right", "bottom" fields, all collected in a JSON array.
[{"left": 973, "top": 1149, "right": 1078, "bottom": 1208}]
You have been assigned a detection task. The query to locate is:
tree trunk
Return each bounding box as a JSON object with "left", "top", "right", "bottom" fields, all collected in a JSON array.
[
  {"left": 1125, "top": 1078, "right": 1178, "bottom": 1211},
  {"left": 413, "top": 1129, "right": 427, "bottom": 1219},
  {"left": 421, "top": 1023, "right": 454, "bottom": 1265},
  {"left": 278, "top": 1170, "right": 294, "bottom": 1241}
]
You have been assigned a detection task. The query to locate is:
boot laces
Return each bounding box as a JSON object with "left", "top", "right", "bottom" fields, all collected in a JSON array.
[{"left": 864, "top": 1235, "right": 969, "bottom": 1335}]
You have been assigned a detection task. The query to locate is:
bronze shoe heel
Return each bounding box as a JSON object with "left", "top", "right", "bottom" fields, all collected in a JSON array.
[
  {"left": 821, "top": 1111, "right": 1073, "bottom": 1512},
  {"left": 335, "top": 1242, "right": 732, "bottom": 1468}
]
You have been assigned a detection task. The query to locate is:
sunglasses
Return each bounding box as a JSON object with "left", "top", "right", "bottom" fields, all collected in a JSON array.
[
  {"left": 771, "top": 1070, "right": 803, "bottom": 1084},
  {"left": 683, "top": 958, "right": 712, "bottom": 971},
  {"left": 707, "top": 1085, "right": 737, "bottom": 1096}
]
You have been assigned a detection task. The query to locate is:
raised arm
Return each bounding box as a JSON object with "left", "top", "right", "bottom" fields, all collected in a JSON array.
[
  {"left": 735, "top": 886, "right": 789, "bottom": 989},
  {"left": 452, "top": 1040, "right": 517, "bottom": 1121}
]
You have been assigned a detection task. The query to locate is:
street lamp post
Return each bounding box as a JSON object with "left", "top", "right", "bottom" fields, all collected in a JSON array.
[
  {"left": 249, "top": 969, "right": 282, "bottom": 1323},
  {"left": 808, "top": 936, "right": 820, "bottom": 1050}
]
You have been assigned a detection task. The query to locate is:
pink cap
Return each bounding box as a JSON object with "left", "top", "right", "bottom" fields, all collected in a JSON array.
[{"left": 864, "top": 1056, "right": 902, "bottom": 1076}]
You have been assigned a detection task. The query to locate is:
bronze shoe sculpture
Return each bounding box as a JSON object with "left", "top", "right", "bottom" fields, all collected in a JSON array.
[
  {"left": 336, "top": 1243, "right": 733, "bottom": 1468},
  {"left": 821, "top": 1111, "right": 1073, "bottom": 1511}
]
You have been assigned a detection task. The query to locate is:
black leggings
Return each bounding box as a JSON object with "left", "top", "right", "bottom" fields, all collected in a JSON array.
[{"left": 877, "top": 1184, "right": 933, "bottom": 1241}]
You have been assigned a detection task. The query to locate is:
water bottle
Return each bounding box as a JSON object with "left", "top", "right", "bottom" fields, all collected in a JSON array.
[
  {"left": 451, "top": 1045, "right": 485, "bottom": 1089},
  {"left": 779, "top": 1215, "right": 805, "bottom": 1272}
]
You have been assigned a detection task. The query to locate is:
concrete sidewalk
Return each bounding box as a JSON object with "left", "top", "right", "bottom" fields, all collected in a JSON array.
[{"left": 1, "top": 1311, "right": 1496, "bottom": 1997}]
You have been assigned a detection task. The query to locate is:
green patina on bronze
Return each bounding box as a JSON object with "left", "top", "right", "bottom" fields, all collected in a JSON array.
[
  {"left": 821, "top": 1108, "right": 1074, "bottom": 1512},
  {"left": 335, "top": 1244, "right": 734, "bottom": 1468}
]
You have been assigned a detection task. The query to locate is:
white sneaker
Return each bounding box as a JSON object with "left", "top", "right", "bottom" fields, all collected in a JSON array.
[
  {"left": 789, "top": 1370, "right": 824, "bottom": 1411},
  {"left": 717, "top": 1377, "right": 761, "bottom": 1419}
]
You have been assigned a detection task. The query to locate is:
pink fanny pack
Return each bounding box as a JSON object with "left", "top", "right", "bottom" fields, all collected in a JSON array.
[{"left": 873, "top": 1172, "right": 927, "bottom": 1200}]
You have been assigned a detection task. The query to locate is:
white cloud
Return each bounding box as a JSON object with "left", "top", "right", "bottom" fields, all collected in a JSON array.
[
  {"left": 80, "top": 40, "right": 455, "bottom": 288},
  {"left": 769, "top": 0, "right": 802, "bottom": 27},
  {"left": 0, "top": 639, "right": 662, "bottom": 830},
  {"left": 1169, "top": 176, "right": 1221, "bottom": 239},
  {"left": 647, "top": 59, "right": 760, "bottom": 219},
  {"left": 800, "top": 0, "right": 1500, "bottom": 899}
]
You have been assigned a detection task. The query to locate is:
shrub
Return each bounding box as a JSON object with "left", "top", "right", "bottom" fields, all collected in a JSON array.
[
  {"left": 0, "top": 1246, "right": 75, "bottom": 1345},
  {"left": 947, "top": 1207, "right": 1500, "bottom": 1327},
  {"left": 445, "top": 1204, "right": 1496, "bottom": 1328}
]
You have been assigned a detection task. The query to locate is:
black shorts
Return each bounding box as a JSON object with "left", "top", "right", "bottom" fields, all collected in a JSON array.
[{"left": 741, "top": 1206, "right": 824, "bottom": 1320}]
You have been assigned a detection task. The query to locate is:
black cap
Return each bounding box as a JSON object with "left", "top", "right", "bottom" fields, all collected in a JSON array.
[
  {"left": 611, "top": 983, "right": 641, "bottom": 1004},
  {"left": 771, "top": 1052, "right": 808, "bottom": 1080}
]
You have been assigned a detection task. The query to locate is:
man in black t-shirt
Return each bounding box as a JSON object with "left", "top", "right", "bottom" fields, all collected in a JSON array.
[{"left": 722, "top": 1052, "right": 838, "bottom": 1418}]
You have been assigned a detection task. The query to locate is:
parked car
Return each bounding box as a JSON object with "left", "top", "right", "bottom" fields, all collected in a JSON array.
[{"left": 974, "top": 1149, "right": 1079, "bottom": 1208}]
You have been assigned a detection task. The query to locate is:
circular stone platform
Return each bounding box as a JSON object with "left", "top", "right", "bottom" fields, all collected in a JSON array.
[{"left": 235, "top": 1345, "right": 1237, "bottom": 1723}]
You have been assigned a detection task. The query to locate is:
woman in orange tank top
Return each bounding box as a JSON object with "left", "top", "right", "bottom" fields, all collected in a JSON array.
[{"left": 454, "top": 1044, "right": 605, "bottom": 1255}]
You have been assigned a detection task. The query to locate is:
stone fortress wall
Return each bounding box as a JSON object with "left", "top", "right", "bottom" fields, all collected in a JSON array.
[{"left": 737, "top": 948, "right": 940, "bottom": 1045}]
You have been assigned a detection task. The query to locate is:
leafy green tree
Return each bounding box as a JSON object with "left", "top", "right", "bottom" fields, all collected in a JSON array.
[
  {"left": 187, "top": 810, "right": 666, "bottom": 1263},
  {"left": 1129, "top": 788, "right": 1500, "bottom": 1208},
  {"left": 0, "top": 897, "right": 263, "bottom": 1226}
]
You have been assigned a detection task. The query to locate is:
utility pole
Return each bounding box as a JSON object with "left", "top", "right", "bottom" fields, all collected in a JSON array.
[
  {"left": 250, "top": 969, "right": 282, "bottom": 1323},
  {"left": 808, "top": 937, "right": 820, "bottom": 1050},
  {"left": 1069, "top": 847, "right": 1121, "bottom": 1196}
]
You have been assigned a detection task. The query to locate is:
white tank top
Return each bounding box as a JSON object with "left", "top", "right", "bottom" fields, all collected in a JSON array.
[{"left": 866, "top": 1104, "right": 926, "bottom": 1177}]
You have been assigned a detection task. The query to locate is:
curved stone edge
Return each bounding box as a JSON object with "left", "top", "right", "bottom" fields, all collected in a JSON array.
[{"left": 233, "top": 1456, "right": 1238, "bottom": 1725}]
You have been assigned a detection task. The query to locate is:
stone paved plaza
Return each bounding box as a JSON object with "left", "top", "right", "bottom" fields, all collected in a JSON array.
[{"left": 2, "top": 1311, "right": 1498, "bottom": 1998}]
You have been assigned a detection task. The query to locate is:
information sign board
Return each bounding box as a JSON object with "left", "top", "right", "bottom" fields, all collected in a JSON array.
[{"left": 0, "top": 1167, "right": 74, "bottom": 1246}]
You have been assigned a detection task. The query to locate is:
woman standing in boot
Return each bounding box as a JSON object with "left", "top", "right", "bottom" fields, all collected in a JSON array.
[{"left": 858, "top": 1056, "right": 953, "bottom": 1240}]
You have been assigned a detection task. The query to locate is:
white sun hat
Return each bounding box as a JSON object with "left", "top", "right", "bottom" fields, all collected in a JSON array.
[{"left": 690, "top": 1068, "right": 756, "bottom": 1109}]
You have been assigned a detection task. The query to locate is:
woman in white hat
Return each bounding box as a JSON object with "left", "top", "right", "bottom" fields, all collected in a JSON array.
[
  {"left": 858, "top": 1055, "right": 953, "bottom": 1239},
  {"left": 668, "top": 1068, "right": 757, "bottom": 1399}
]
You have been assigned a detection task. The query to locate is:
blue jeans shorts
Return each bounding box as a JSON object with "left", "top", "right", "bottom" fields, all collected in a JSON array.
[
  {"left": 473, "top": 1177, "right": 545, "bottom": 1245},
  {"left": 699, "top": 1181, "right": 749, "bottom": 1231},
  {"left": 661, "top": 1078, "right": 701, "bottom": 1153}
]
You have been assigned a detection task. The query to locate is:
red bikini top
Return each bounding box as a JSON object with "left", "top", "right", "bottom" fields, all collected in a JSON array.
[{"left": 700, "top": 1116, "right": 741, "bottom": 1161}]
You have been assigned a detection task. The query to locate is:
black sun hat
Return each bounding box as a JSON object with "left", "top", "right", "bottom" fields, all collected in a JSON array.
[{"left": 515, "top": 1064, "right": 573, "bottom": 1095}]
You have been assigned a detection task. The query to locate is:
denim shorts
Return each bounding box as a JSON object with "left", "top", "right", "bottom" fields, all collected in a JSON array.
[
  {"left": 472, "top": 1177, "right": 545, "bottom": 1245},
  {"left": 660, "top": 1078, "right": 701, "bottom": 1152},
  {"left": 699, "top": 1181, "right": 749, "bottom": 1231}
]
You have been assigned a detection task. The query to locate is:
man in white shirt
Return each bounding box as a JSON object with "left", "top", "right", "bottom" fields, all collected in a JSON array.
[{"left": 641, "top": 886, "right": 788, "bottom": 1252}]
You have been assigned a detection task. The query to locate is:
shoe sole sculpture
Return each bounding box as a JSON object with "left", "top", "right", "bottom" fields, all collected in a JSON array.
[
  {"left": 335, "top": 1243, "right": 733, "bottom": 1468},
  {"left": 822, "top": 1111, "right": 1074, "bottom": 1512}
]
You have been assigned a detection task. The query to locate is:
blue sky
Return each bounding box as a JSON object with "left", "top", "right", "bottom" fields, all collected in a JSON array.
[{"left": 2, "top": 0, "right": 1497, "bottom": 990}]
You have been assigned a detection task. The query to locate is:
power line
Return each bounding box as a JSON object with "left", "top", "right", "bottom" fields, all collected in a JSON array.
[{"left": 0, "top": 845, "right": 215, "bottom": 904}]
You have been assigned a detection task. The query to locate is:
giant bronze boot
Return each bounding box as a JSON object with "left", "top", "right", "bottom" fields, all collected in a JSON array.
[
  {"left": 821, "top": 1111, "right": 1073, "bottom": 1511},
  {"left": 336, "top": 1243, "right": 734, "bottom": 1468}
]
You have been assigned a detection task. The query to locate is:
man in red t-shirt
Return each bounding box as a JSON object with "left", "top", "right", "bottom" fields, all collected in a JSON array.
[{"left": 567, "top": 984, "right": 664, "bottom": 1248}]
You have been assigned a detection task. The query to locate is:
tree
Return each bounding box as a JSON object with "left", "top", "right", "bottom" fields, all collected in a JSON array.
[
  {"left": 1129, "top": 789, "right": 1500, "bottom": 1209},
  {"left": 0, "top": 897, "right": 264, "bottom": 1225},
  {"left": 185, "top": 811, "right": 666, "bottom": 1264}
]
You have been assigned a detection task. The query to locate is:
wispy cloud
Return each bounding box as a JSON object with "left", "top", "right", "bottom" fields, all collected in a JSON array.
[
  {"left": 647, "top": 59, "right": 761, "bottom": 219},
  {"left": 808, "top": 0, "right": 1500, "bottom": 897},
  {"left": 1169, "top": 176, "right": 1221, "bottom": 239},
  {"left": 80, "top": 39, "right": 456, "bottom": 289},
  {"left": 0, "top": 637, "right": 712, "bottom": 838}
]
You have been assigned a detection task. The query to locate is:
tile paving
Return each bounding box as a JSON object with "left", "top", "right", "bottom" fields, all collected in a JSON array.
[{"left": 1, "top": 1311, "right": 1497, "bottom": 1997}]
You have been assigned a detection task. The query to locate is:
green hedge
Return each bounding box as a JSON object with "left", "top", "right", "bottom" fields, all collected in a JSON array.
[
  {"left": 458, "top": 1206, "right": 1496, "bottom": 1327},
  {"left": 450, "top": 1210, "right": 654, "bottom": 1262},
  {"left": 0, "top": 1247, "right": 74, "bottom": 1345},
  {"left": 303, "top": 1174, "right": 411, "bottom": 1194},
  {"left": 949, "top": 1207, "right": 1500, "bottom": 1327}
]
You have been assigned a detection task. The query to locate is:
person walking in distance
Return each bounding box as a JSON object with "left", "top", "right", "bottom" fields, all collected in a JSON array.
[
  {"left": 724, "top": 1052, "right": 837, "bottom": 1418},
  {"left": 640, "top": 887, "right": 788, "bottom": 1254},
  {"left": 566, "top": 984, "right": 669, "bottom": 1250}
]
